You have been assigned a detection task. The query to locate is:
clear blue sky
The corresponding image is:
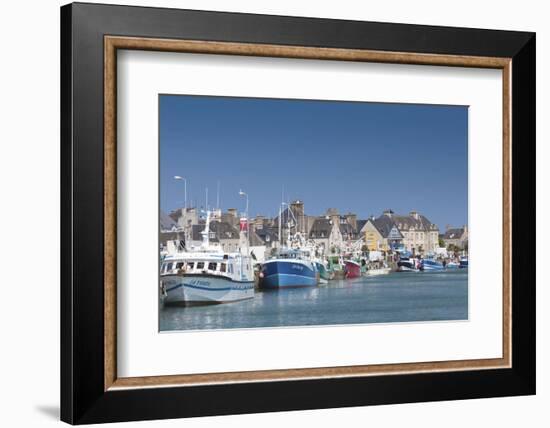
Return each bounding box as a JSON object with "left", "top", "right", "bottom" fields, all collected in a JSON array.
[{"left": 160, "top": 95, "right": 468, "bottom": 229}]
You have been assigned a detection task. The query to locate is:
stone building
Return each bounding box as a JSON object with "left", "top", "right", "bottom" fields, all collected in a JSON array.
[
  {"left": 170, "top": 207, "right": 199, "bottom": 229},
  {"left": 187, "top": 221, "right": 241, "bottom": 253},
  {"left": 308, "top": 216, "right": 344, "bottom": 254},
  {"left": 377, "top": 209, "right": 439, "bottom": 254},
  {"left": 441, "top": 225, "right": 468, "bottom": 250}
]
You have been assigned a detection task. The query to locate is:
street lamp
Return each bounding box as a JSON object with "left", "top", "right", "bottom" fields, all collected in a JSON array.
[
  {"left": 238, "top": 189, "right": 248, "bottom": 218},
  {"left": 174, "top": 176, "right": 187, "bottom": 209}
]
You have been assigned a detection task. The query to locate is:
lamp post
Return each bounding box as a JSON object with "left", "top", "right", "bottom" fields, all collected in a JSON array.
[{"left": 174, "top": 176, "right": 187, "bottom": 209}]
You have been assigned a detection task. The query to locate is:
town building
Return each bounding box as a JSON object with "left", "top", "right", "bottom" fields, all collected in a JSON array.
[
  {"left": 441, "top": 225, "right": 468, "bottom": 250},
  {"left": 187, "top": 221, "right": 241, "bottom": 253},
  {"left": 162, "top": 202, "right": 442, "bottom": 257},
  {"left": 308, "top": 216, "right": 344, "bottom": 254},
  {"left": 376, "top": 209, "right": 439, "bottom": 254},
  {"left": 359, "top": 216, "right": 404, "bottom": 251}
]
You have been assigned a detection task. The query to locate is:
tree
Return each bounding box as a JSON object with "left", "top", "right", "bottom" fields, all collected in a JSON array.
[{"left": 438, "top": 237, "right": 445, "bottom": 247}]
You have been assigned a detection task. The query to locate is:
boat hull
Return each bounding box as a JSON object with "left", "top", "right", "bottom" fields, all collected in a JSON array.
[
  {"left": 397, "top": 258, "right": 416, "bottom": 272},
  {"left": 261, "top": 259, "right": 317, "bottom": 288},
  {"left": 344, "top": 261, "right": 361, "bottom": 279},
  {"left": 365, "top": 267, "right": 391, "bottom": 276},
  {"left": 421, "top": 260, "right": 445, "bottom": 271},
  {"left": 162, "top": 274, "right": 254, "bottom": 304},
  {"left": 314, "top": 261, "right": 333, "bottom": 282}
]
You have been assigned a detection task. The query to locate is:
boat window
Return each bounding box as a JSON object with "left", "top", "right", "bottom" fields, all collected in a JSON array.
[
  {"left": 196, "top": 262, "right": 204, "bottom": 270},
  {"left": 187, "top": 262, "right": 194, "bottom": 270},
  {"left": 220, "top": 263, "right": 227, "bottom": 272},
  {"left": 208, "top": 262, "right": 217, "bottom": 271},
  {"left": 176, "top": 262, "right": 184, "bottom": 269},
  {"left": 161, "top": 263, "right": 167, "bottom": 273},
  {"left": 166, "top": 262, "right": 173, "bottom": 271}
]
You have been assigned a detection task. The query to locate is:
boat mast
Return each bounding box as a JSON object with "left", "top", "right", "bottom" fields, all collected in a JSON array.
[
  {"left": 200, "top": 210, "right": 211, "bottom": 249},
  {"left": 278, "top": 203, "right": 282, "bottom": 247}
]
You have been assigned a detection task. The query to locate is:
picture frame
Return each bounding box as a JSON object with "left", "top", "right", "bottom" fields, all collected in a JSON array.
[{"left": 61, "top": 2, "right": 535, "bottom": 424}]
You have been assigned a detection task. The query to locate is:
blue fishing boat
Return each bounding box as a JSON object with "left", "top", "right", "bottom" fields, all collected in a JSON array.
[
  {"left": 261, "top": 248, "right": 317, "bottom": 288},
  {"left": 459, "top": 256, "right": 468, "bottom": 269},
  {"left": 420, "top": 259, "right": 444, "bottom": 271}
]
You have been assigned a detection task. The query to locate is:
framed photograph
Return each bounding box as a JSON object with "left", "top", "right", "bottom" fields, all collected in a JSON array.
[{"left": 61, "top": 2, "right": 535, "bottom": 424}]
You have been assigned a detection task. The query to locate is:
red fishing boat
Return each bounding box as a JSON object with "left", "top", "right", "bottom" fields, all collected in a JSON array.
[{"left": 344, "top": 260, "right": 361, "bottom": 279}]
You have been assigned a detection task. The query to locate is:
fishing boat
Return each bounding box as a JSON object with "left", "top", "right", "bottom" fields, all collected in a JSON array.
[
  {"left": 261, "top": 248, "right": 318, "bottom": 288},
  {"left": 420, "top": 259, "right": 445, "bottom": 271},
  {"left": 160, "top": 211, "right": 254, "bottom": 304},
  {"left": 459, "top": 256, "right": 469, "bottom": 269},
  {"left": 344, "top": 259, "right": 361, "bottom": 279},
  {"left": 260, "top": 204, "right": 319, "bottom": 288},
  {"left": 314, "top": 260, "right": 333, "bottom": 284},
  {"left": 365, "top": 266, "right": 391, "bottom": 276},
  {"left": 397, "top": 257, "right": 417, "bottom": 272}
]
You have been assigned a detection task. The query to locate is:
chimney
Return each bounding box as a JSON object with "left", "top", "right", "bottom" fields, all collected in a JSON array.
[
  {"left": 326, "top": 208, "right": 339, "bottom": 225},
  {"left": 446, "top": 224, "right": 451, "bottom": 231},
  {"left": 345, "top": 213, "right": 357, "bottom": 230},
  {"left": 383, "top": 209, "right": 394, "bottom": 218},
  {"left": 410, "top": 211, "right": 419, "bottom": 220},
  {"left": 290, "top": 200, "right": 305, "bottom": 233}
]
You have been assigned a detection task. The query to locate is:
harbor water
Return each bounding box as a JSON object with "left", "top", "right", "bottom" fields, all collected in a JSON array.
[{"left": 159, "top": 270, "right": 468, "bottom": 332}]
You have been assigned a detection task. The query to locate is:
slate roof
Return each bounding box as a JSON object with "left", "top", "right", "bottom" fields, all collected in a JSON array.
[
  {"left": 168, "top": 209, "right": 182, "bottom": 223},
  {"left": 308, "top": 218, "right": 333, "bottom": 239},
  {"left": 255, "top": 227, "right": 279, "bottom": 243},
  {"left": 160, "top": 231, "right": 185, "bottom": 244},
  {"left": 442, "top": 228, "right": 465, "bottom": 240},
  {"left": 160, "top": 210, "right": 178, "bottom": 231},
  {"left": 339, "top": 222, "right": 358, "bottom": 239},
  {"left": 385, "top": 212, "right": 438, "bottom": 231},
  {"left": 190, "top": 221, "right": 240, "bottom": 242},
  {"left": 272, "top": 207, "right": 296, "bottom": 227},
  {"left": 362, "top": 216, "right": 405, "bottom": 239},
  {"left": 249, "top": 230, "right": 265, "bottom": 246},
  {"left": 356, "top": 219, "right": 367, "bottom": 233}
]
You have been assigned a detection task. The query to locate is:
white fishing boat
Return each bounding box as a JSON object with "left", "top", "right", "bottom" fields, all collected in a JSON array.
[
  {"left": 365, "top": 267, "right": 391, "bottom": 276},
  {"left": 160, "top": 211, "right": 254, "bottom": 304}
]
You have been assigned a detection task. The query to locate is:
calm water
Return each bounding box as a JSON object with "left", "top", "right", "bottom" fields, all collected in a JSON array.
[{"left": 159, "top": 270, "right": 468, "bottom": 331}]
